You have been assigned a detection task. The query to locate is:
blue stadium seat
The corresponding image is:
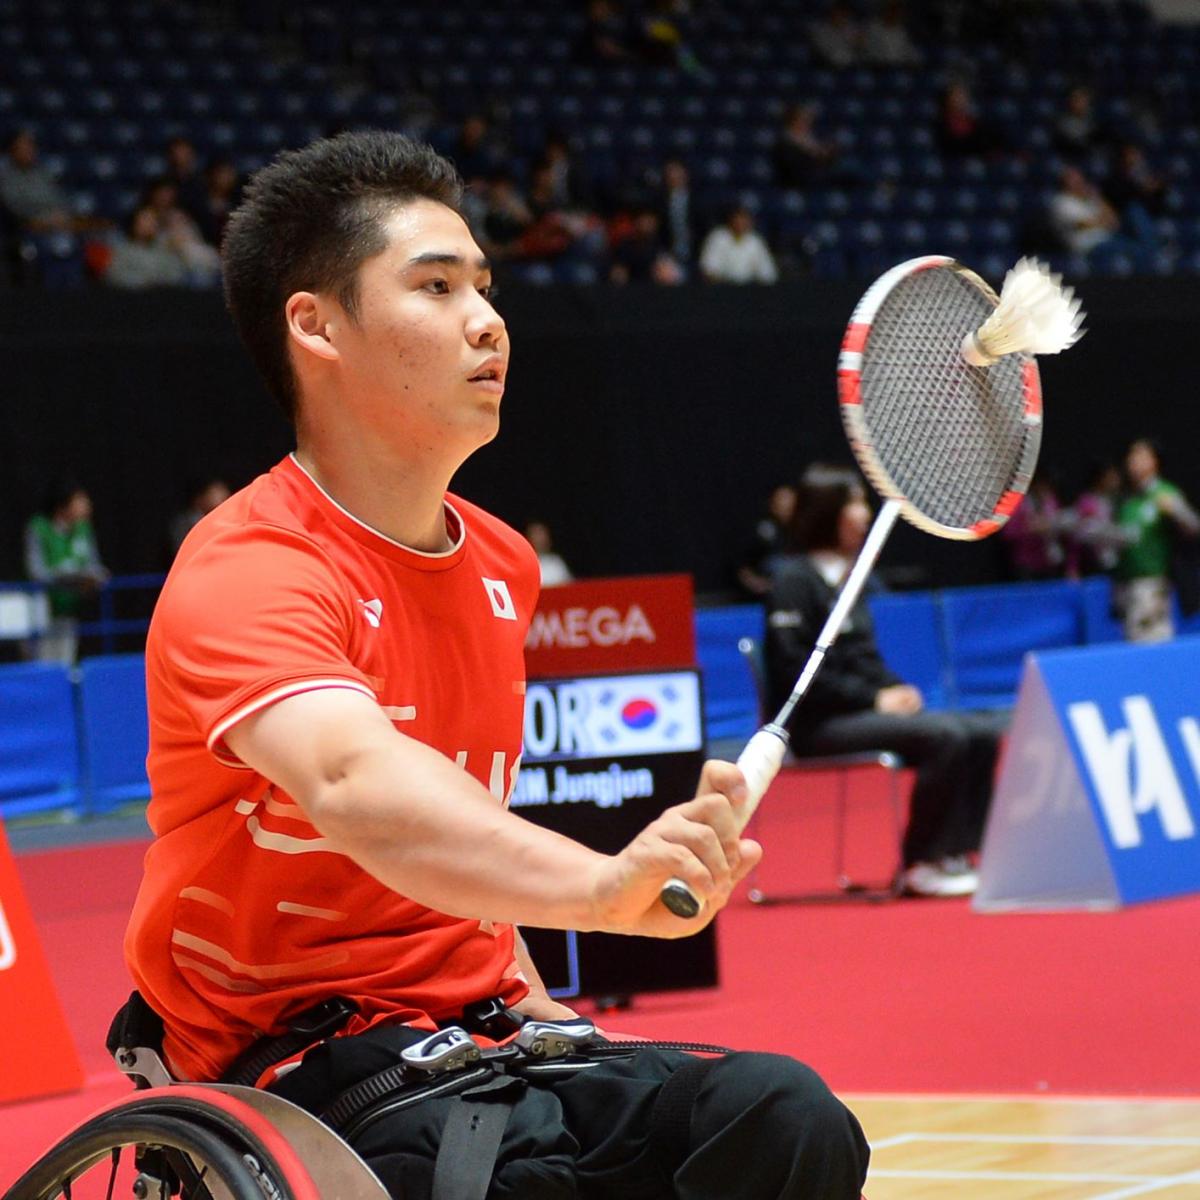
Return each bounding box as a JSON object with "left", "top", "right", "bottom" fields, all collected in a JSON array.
[
  {"left": 0, "top": 662, "right": 81, "bottom": 817},
  {"left": 77, "top": 654, "right": 149, "bottom": 812}
]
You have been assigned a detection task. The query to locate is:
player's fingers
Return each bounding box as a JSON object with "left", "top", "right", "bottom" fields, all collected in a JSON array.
[
  {"left": 675, "top": 790, "right": 743, "bottom": 872},
  {"left": 696, "top": 758, "right": 749, "bottom": 808},
  {"left": 652, "top": 807, "right": 734, "bottom": 894},
  {"left": 733, "top": 837, "right": 764, "bottom": 884}
]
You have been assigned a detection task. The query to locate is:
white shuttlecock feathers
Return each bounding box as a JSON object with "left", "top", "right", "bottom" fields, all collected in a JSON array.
[{"left": 961, "top": 257, "right": 1086, "bottom": 367}]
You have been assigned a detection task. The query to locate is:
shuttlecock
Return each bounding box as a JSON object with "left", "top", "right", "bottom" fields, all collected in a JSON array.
[{"left": 961, "top": 257, "right": 1086, "bottom": 367}]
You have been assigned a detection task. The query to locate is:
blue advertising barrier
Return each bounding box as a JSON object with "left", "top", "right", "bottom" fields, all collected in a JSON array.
[
  {"left": 694, "top": 605, "right": 764, "bottom": 742},
  {"left": 0, "top": 663, "right": 81, "bottom": 816},
  {"left": 77, "top": 654, "right": 151, "bottom": 813},
  {"left": 941, "top": 581, "right": 1085, "bottom": 710},
  {"left": 976, "top": 637, "right": 1200, "bottom": 909},
  {"left": 867, "top": 591, "right": 949, "bottom": 711}
]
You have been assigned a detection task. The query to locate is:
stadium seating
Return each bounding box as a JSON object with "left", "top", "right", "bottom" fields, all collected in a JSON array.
[{"left": 1, "top": 0, "right": 1197, "bottom": 281}]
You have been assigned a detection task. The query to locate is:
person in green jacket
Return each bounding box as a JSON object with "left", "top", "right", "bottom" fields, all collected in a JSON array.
[
  {"left": 1114, "top": 439, "right": 1200, "bottom": 642},
  {"left": 23, "top": 479, "right": 109, "bottom": 662}
]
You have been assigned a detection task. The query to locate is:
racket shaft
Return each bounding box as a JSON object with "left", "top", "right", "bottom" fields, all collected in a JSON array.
[
  {"left": 659, "top": 499, "right": 902, "bottom": 919},
  {"left": 775, "top": 499, "right": 901, "bottom": 729}
]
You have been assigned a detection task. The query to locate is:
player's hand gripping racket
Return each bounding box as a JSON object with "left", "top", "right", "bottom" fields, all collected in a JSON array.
[{"left": 661, "top": 255, "right": 1085, "bottom": 919}]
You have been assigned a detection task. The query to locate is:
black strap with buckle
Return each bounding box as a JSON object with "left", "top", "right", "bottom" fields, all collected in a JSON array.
[{"left": 220, "top": 996, "right": 359, "bottom": 1088}]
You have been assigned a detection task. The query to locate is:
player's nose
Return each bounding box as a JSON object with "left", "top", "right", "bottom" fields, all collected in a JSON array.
[{"left": 466, "top": 289, "right": 505, "bottom": 347}]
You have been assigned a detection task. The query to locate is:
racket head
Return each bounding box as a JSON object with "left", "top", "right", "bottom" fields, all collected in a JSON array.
[{"left": 838, "top": 255, "right": 1043, "bottom": 542}]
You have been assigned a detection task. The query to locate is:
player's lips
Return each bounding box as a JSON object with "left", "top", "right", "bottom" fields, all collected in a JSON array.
[{"left": 467, "top": 356, "right": 506, "bottom": 393}]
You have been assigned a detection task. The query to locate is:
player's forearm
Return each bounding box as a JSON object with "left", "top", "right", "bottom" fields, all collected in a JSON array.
[{"left": 305, "top": 742, "right": 608, "bottom": 931}]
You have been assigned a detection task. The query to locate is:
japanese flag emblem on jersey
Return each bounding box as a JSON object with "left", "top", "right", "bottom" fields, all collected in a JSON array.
[{"left": 483, "top": 578, "right": 517, "bottom": 620}]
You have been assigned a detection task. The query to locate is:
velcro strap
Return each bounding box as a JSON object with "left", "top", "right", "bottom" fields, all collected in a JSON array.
[
  {"left": 649, "top": 1056, "right": 720, "bottom": 1174},
  {"left": 430, "top": 1075, "right": 522, "bottom": 1200}
]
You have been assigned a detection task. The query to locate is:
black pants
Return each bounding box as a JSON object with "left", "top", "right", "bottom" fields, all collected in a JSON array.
[
  {"left": 270, "top": 1024, "right": 869, "bottom": 1199},
  {"left": 794, "top": 708, "right": 1007, "bottom": 866}
]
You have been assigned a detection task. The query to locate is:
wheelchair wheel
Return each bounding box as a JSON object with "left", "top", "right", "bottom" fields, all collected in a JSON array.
[{"left": 5, "top": 1089, "right": 318, "bottom": 1200}]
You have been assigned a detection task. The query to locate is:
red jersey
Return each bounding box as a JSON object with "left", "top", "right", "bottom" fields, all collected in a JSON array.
[{"left": 125, "top": 454, "right": 539, "bottom": 1081}]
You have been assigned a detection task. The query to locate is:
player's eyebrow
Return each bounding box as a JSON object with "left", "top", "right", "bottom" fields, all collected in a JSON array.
[{"left": 406, "top": 251, "right": 492, "bottom": 273}]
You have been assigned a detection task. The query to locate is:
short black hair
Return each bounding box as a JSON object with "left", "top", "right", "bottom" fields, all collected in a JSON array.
[
  {"left": 790, "top": 464, "right": 866, "bottom": 552},
  {"left": 222, "top": 131, "right": 465, "bottom": 423},
  {"left": 41, "top": 477, "right": 87, "bottom": 520}
]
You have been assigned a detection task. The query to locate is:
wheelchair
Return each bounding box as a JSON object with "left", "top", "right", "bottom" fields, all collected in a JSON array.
[
  {"left": 4, "top": 998, "right": 391, "bottom": 1200},
  {"left": 5, "top": 994, "right": 701, "bottom": 1200}
]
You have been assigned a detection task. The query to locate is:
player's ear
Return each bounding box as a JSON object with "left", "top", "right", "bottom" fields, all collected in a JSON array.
[{"left": 285, "top": 291, "right": 340, "bottom": 364}]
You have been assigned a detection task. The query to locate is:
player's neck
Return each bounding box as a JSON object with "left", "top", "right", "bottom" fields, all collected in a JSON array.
[{"left": 293, "top": 438, "right": 457, "bottom": 553}]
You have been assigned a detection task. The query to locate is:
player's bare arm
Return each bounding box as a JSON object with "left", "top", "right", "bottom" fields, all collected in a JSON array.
[
  {"left": 509, "top": 933, "right": 581, "bottom": 1022},
  {"left": 223, "top": 686, "right": 759, "bottom": 938}
]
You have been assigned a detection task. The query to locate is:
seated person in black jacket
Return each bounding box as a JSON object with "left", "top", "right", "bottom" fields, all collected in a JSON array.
[{"left": 765, "top": 465, "right": 1006, "bottom": 897}]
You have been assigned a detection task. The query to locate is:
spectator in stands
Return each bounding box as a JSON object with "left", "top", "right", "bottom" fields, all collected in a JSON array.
[
  {"left": 525, "top": 162, "right": 607, "bottom": 268},
  {"left": 524, "top": 520, "right": 574, "bottom": 587},
  {"left": 1114, "top": 438, "right": 1200, "bottom": 642},
  {"left": 1054, "top": 85, "right": 1102, "bottom": 159},
  {"left": 935, "top": 80, "right": 1007, "bottom": 160},
  {"left": 105, "top": 205, "right": 188, "bottom": 289},
  {"left": 654, "top": 157, "right": 698, "bottom": 270},
  {"left": 1105, "top": 142, "right": 1167, "bottom": 245},
  {"left": 450, "top": 114, "right": 507, "bottom": 188},
  {"left": 0, "top": 128, "right": 78, "bottom": 234},
  {"left": 195, "top": 158, "right": 242, "bottom": 248},
  {"left": 0, "top": 127, "right": 100, "bottom": 285},
  {"left": 633, "top": 0, "right": 710, "bottom": 79},
  {"left": 1049, "top": 165, "right": 1121, "bottom": 259},
  {"left": 479, "top": 172, "right": 533, "bottom": 261},
  {"left": 862, "top": 1, "right": 922, "bottom": 67},
  {"left": 576, "top": 0, "right": 634, "bottom": 64},
  {"left": 538, "top": 132, "right": 593, "bottom": 210},
  {"left": 773, "top": 104, "right": 841, "bottom": 191},
  {"left": 168, "top": 475, "right": 233, "bottom": 557},
  {"left": 1063, "top": 460, "right": 1129, "bottom": 578},
  {"left": 143, "top": 177, "right": 222, "bottom": 285},
  {"left": 999, "top": 472, "right": 1066, "bottom": 581},
  {"left": 23, "top": 479, "right": 109, "bottom": 663},
  {"left": 609, "top": 207, "right": 683, "bottom": 284},
  {"left": 735, "top": 481, "right": 798, "bottom": 599},
  {"left": 808, "top": 2, "right": 862, "bottom": 69},
  {"left": 699, "top": 205, "right": 778, "bottom": 284},
  {"left": 163, "top": 136, "right": 208, "bottom": 226},
  {"left": 765, "top": 465, "right": 1006, "bottom": 897}
]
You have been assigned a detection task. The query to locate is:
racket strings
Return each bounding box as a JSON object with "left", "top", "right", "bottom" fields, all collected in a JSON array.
[{"left": 856, "top": 267, "right": 1032, "bottom": 531}]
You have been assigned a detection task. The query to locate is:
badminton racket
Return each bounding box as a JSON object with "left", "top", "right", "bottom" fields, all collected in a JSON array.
[{"left": 662, "top": 254, "right": 1084, "bottom": 918}]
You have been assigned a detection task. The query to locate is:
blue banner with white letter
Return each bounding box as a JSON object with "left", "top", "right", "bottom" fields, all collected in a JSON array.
[
  {"left": 1039, "top": 639, "right": 1200, "bottom": 904},
  {"left": 979, "top": 637, "right": 1200, "bottom": 910}
]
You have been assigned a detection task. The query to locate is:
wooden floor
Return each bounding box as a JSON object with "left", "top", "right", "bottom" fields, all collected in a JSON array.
[{"left": 852, "top": 1095, "right": 1200, "bottom": 1199}]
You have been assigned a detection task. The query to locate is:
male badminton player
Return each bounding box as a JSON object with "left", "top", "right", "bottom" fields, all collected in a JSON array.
[{"left": 123, "top": 132, "right": 869, "bottom": 1198}]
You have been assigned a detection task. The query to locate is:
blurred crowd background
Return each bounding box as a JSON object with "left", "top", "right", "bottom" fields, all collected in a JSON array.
[{"left": 3, "top": 0, "right": 1199, "bottom": 290}]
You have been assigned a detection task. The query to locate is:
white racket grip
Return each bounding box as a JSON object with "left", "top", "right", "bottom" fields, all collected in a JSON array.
[
  {"left": 659, "top": 725, "right": 789, "bottom": 919},
  {"left": 734, "top": 726, "right": 789, "bottom": 833}
]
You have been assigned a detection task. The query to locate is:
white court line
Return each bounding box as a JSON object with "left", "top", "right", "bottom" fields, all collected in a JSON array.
[
  {"left": 875, "top": 1132, "right": 1200, "bottom": 1148},
  {"left": 870, "top": 1170, "right": 1155, "bottom": 1183},
  {"left": 1087, "top": 1170, "right": 1200, "bottom": 1200},
  {"left": 867, "top": 1133, "right": 919, "bottom": 1150}
]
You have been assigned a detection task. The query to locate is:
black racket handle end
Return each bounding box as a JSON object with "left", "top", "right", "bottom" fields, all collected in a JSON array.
[{"left": 661, "top": 879, "right": 701, "bottom": 919}]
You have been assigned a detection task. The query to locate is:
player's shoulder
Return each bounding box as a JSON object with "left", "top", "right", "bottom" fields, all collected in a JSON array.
[
  {"left": 450, "top": 493, "right": 539, "bottom": 579},
  {"left": 166, "top": 463, "right": 342, "bottom": 590}
]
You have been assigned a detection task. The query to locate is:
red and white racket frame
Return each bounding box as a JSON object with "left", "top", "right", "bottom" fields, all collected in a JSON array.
[{"left": 837, "top": 254, "right": 1044, "bottom": 542}]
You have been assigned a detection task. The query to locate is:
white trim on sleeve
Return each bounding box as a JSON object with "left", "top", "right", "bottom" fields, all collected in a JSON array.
[{"left": 207, "top": 678, "right": 377, "bottom": 768}]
